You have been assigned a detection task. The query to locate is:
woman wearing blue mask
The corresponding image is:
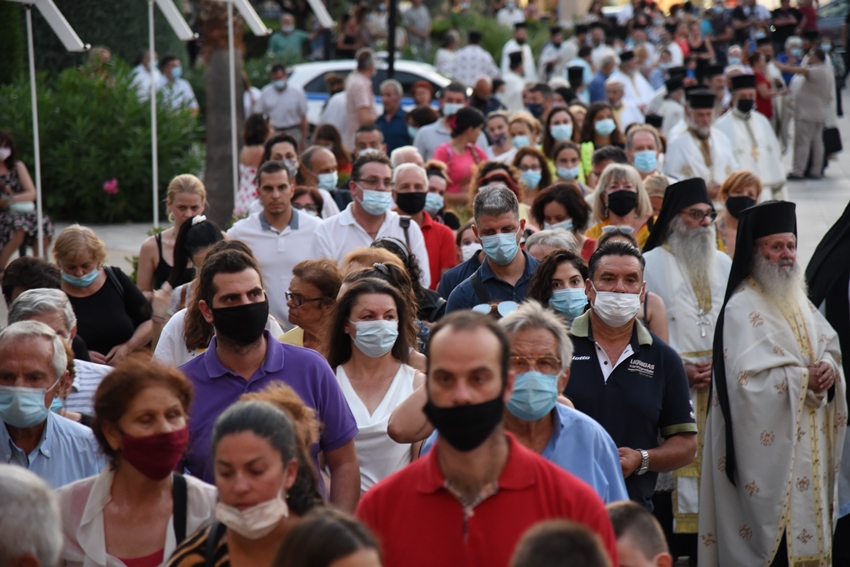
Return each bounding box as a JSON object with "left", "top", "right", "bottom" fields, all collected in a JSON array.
[
  {"left": 513, "top": 147, "right": 553, "bottom": 208},
  {"left": 432, "top": 107, "right": 488, "bottom": 208},
  {"left": 578, "top": 102, "right": 625, "bottom": 184},
  {"left": 313, "top": 124, "right": 354, "bottom": 185},
  {"left": 531, "top": 183, "right": 596, "bottom": 262},
  {"left": 55, "top": 225, "right": 152, "bottom": 367},
  {"left": 508, "top": 112, "right": 541, "bottom": 151},
  {"left": 541, "top": 108, "right": 579, "bottom": 160},
  {"left": 551, "top": 141, "right": 590, "bottom": 192},
  {"left": 326, "top": 277, "right": 425, "bottom": 494},
  {"left": 527, "top": 249, "right": 590, "bottom": 327}
]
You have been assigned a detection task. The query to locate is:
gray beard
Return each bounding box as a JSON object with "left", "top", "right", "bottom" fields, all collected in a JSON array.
[
  {"left": 667, "top": 215, "right": 716, "bottom": 285},
  {"left": 751, "top": 254, "right": 808, "bottom": 306},
  {"left": 687, "top": 118, "right": 711, "bottom": 138}
]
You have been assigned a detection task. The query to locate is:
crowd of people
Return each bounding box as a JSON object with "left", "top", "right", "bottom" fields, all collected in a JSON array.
[{"left": 2, "top": 0, "right": 850, "bottom": 566}]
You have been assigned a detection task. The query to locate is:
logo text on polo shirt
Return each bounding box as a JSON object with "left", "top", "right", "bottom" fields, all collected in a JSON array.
[
  {"left": 572, "top": 355, "right": 592, "bottom": 361},
  {"left": 627, "top": 359, "right": 655, "bottom": 377}
]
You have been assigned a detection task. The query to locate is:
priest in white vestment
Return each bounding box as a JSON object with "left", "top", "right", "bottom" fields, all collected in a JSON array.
[
  {"left": 699, "top": 201, "right": 847, "bottom": 567},
  {"left": 657, "top": 76, "right": 687, "bottom": 140},
  {"left": 606, "top": 77, "right": 644, "bottom": 131},
  {"left": 642, "top": 179, "right": 732, "bottom": 540},
  {"left": 715, "top": 74, "right": 787, "bottom": 200},
  {"left": 500, "top": 22, "right": 537, "bottom": 82},
  {"left": 608, "top": 50, "right": 654, "bottom": 112},
  {"left": 663, "top": 90, "right": 738, "bottom": 204}
]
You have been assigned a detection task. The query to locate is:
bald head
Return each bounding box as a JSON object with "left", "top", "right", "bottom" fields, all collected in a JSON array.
[
  {"left": 474, "top": 77, "right": 493, "bottom": 99},
  {"left": 302, "top": 146, "right": 338, "bottom": 183}
]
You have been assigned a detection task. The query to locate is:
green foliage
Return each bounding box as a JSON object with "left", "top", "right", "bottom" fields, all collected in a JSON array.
[
  {"left": 0, "top": 4, "right": 25, "bottom": 86},
  {"left": 29, "top": 0, "right": 188, "bottom": 73},
  {"left": 0, "top": 59, "right": 204, "bottom": 224},
  {"left": 125, "top": 226, "right": 164, "bottom": 283}
]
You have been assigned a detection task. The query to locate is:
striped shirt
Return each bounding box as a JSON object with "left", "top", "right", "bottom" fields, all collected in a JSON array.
[
  {"left": 167, "top": 523, "right": 229, "bottom": 567},
  {"left": 64, "top": 359, "right": 112, "bottom": 416}
]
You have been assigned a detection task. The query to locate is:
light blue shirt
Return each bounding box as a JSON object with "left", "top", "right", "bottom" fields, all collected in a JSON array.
[
  {"left": 542, "top": 404, "right": 629, "bottom": 504},
  {"left": 1, "top": 413, "right": 105, "bottom": 488},
  {"left": 421, "top": 404, "right": 628, "bottom": 504}
]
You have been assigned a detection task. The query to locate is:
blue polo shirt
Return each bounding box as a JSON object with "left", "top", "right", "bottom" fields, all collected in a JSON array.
[
  {"left": 180, "top": 331, "right": 358, "bottom": 490},
  {"left": 564, "top": 312, "right": 696, "bottom": 510},
  {"left": 377, "top": 108, "right": 410, "bottom": 154},
  {"left": 445, "top": 251, "right": 539, "bottom": 313},
  {"left": 437, "top": 252, "right": 483, "bottom": 300}
]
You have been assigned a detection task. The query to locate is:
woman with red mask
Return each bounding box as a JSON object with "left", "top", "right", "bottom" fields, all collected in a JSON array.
[{"left": 55, "top": 356, "right": 217, "bottom": 567}]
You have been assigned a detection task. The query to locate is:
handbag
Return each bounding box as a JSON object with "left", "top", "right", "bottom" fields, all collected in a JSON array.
[{"left": 824, "top": 126, "right": 843, "bottom": 155}]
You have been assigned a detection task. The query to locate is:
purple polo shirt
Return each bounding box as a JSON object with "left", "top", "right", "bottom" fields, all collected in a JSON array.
[{"left": 179, "top": 331, "right": 358, "bottom": 491}]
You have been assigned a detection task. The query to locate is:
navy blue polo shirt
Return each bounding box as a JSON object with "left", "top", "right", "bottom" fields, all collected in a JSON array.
[
  {"left": 445, "top": 251, "right": 539, "bottom": 313},
  {"left": 437, "top": 252, "right": 482, "bottom": 300},
  {"left": 378, "top": 109, "right": 411, "bottom": 154},
  {"left": 565, "top": 311, "right": 697, "bottom": 510}
]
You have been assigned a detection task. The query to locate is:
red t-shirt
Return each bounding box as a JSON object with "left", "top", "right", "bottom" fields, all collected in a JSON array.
[
  {"left": 419, "top": 212, "right": 458, "bottom": 290},
  {"left": 755, "top": 72, "right": 774, "bottom": 119},
  {"left": 432, "top": 142, "right": 488, "bottom": 195},
  {"left": 356, "top": 433, "right": 618, "bottom": 567},
  {"left": 799, "top": 5, "right": 818, "bottom": 30}
]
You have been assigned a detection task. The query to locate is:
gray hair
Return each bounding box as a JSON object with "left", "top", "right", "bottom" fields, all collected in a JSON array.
[
  {"left": 390, "top": 146, "right": 424, "bottom": 168},
  {"left": 473, "top": 184, "right": 519, "bottom": 224},
  {"left": 380, "top": 78, "right": 403, "bottom": 97},
  {"left": 0, "top": 465, "right": 62, "bottom": 567},
  {"left": 0, "top": 321, "right": 67, "bottom": 383},
  {"left": 525, "top": 229, "right": 578, "bottom": 254},
  {"left": 392, "top": 162, "right": 428, "bottom": 186},
  {"left": 9, "top": 288, "right": 77, "bottom": 333},
  {"left": 591, "top": 163, "right": 653, "bottom": 224},
  {"left": 601, "top": 55, "right": 617, "bottom": 69},
  {"left": 604, "top": 76, "right": 625, "bottom": 90},
  {"left": 785, "top": 35, "right": 802, "bottom": 50},
  {"left": 356, "top": 48, "right": 374, "bottom": 71},
  {"left": 499, "top": 300, "right": 574, "bottom": 376}
]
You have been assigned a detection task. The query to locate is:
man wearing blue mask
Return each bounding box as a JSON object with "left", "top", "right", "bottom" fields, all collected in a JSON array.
[
  {"left": 625, "top": 125, "right": 666, "bottom": 181},
  {"left": 297, "top": 145, "right": 346, "bottom": 211},
  {"left": 157, "top": 54, "right": 198, "bottom": 115},
  {"left": 565, "top": 241, "right": 697, "bottom": 511},
  {"left": 0, "top": 321, "right": 104, "bottom": 488},
  {"left": 413, "top": 82, "right": 491, "bottom": 160},
  {"left": 257, "top": 63, "right": 309, "bottom": 149},
  {"left": 446, "top": 185, "right": 538, "bottom": 314},
  {"left": 314, "top": 152, "right": 432, "bottom": 288}
]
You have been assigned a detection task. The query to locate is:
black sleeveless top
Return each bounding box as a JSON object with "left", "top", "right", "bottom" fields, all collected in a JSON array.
[{"left": 154, "top": 233, "right": 173, "bottom": 288}]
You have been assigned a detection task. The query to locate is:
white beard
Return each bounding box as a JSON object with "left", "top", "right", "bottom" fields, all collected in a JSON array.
[
  {"left": 668, "top": 215, "right": 716, "bottom": 285},
  {"left": 751, "top": 254, "right": 808, "bottom": 307},
  {"left": 687, "top": 118, "right": 711, "bottom": 138}
]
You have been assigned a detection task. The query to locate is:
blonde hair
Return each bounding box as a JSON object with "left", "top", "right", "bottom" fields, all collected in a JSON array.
[
  {"left": 643, "top": 174, "right": 669, "bottom": 199},
  {"left": 53, "top": 224, "right": 107, "bottom": 266},
  {"left": 591, "top": 164, "right": 653, "bottom": 224},
  {"left": 509, "top": 110, "right": 541, "bottom": 137},
  {"left": 166, "top": 174, "right": 207, "bottom": 204},
  {"left": 341, "top": 247, "right": 405, "bottom": 274},
  {"left": 719, "top": 170, "right": 763, "bottom": 201}
]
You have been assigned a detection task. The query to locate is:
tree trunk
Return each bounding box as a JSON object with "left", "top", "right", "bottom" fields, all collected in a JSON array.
[{"left": 200, "top": 0, "right": 245, "bottom": 227}]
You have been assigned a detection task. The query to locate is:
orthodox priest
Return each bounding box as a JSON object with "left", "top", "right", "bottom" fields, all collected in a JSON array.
[
  {"left": 664, "top": 90, "right": 739, "bottom": 202},
  {"left": 715, "top": 74, "right": 787, "bottom": 200},
  {"left": 699, "top": 201, "right": 847, "bottom": 567},
  {"left": 642, "top": 178, "right": 732, "bottom": 551}
]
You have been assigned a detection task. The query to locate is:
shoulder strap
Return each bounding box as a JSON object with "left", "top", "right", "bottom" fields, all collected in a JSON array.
[
  {"left": 205, "top": 521, "right": 224, "bottom": 567},
  {"left": 469, "top": 272, "right": 491, "bottom": 305},
  {"left": 399, "top": 216, "right": 411, "bottom": 248},
  {"left": 104, "top": 266, "right": 125, "bottom": 297},
  {"left": 155, "top": 232, "right": 164, "bottom": 255},
  {"left": 171, "top": 472, "right": 188, "bottom": 544}
]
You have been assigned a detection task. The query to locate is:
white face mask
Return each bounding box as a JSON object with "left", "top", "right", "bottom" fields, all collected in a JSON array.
[
  {"left": 461, "top": 242, "right": 482, "bottom": 262},
  {"left": 590, "top": 281, "right": 641, "bottom": 327},
  {"left": 0, "top": 148, "right": 11, "bottom": 161},
  {"left": 215, "top": 489, "right": 289, "bottom": 539}
]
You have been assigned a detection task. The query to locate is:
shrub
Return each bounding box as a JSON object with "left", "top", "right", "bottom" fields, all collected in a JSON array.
[{"left": 0, "top": 59, "right": 204, "bottom": 224}]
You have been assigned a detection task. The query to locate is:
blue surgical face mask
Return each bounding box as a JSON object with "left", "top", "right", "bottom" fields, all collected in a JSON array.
[
  {"left": 62, "top": 268, "right": 99, "bottom": 288},
  {"left": 506, "top": 371, "right": 559, "bottom": 421},
  {"left": 351, "top": 319, "right": 399, "bottom": 358},
  {"left": 754, "top": 31, "right": 766, "bottom": 40},
  {"left": 50, "top": 395, "right": 63, "bottom": 413},
  {"left": 358, "top": 189, "right": 393, "bottom": 216},
  {"left": 791, "top": 47, "right": 803, "bottom": 58},
  {"left": 822, "top": 43, "right": 832, "bottom": 52},
  {"left": 273, "top": 78, "right": 287, "bottom": 90},
  {"left": 171, "top": 66, "right": 183, "bottom": 80},
  {"left": 480, "top": 231, "right": 520, "bottom": 265},
  {"left": 594, "top": 118, "right": 617, "bottom": 136},
  {"left": 544, "top": 219, "right": 573, "bottom": 232},
  {"left": 408, "top": 125, "right": 419, "bottom": 139},
  {"left": 443, "top": 102, "right": 464, "bottom": 116},
  {"left": 549, "top": 287, "right": 587, "bottom": 318},
  {"left": 425, "top": 192, "right": 444, "bottom": 216},
  {"left": 728, "top": 56, "right": 741, "bottom": 66},
  {"left": 512, "top": 135, "right": 531, "bottom": 149},
  {"left": 520, "top": 169, "right": 542, "bottom": 189},
  {"left": 317, "top": 171, "right": 338, "bottom": 192},
  {"left": 0, "top": 381, "right": 59, "bottom": 428},
  {"left": 556, "top": 166, "right": 580, "bottom": 181},
  {"left": 550, "top": 124, "right": 573, "bottom": 142},
  {"left": 633, "top": 150, "right": 658, "bottom": 173}
]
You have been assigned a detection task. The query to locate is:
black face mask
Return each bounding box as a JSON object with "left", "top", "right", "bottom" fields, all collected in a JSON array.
[
  {"left": 736, "top": 99, "right": 755, "bottom": 114},
  {"left": 395, "top": 192, "right": 427, "bottom": 215},
  {"left": 212, "top": 300, "right": 269, "bottom": 346},
  {"left": 516, "top": 37, "right": 527, "bottom": 45},
  {"left": 423, "top": 395, "right": 504, "bottom": 452},
  {"left": 607, "top": 190, "right": 638, "bottom": 217},
  {"left": 725, "top": 196, "right": 757, "bottom": 219}
]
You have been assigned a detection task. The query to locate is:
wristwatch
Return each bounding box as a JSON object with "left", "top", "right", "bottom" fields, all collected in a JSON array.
[{"left": 636, "top": 449, "right": 650, "bottom": 476}]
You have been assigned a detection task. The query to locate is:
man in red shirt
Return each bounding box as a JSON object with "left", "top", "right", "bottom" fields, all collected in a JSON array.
[
  {"left": 392, "top": 163, "right": 457, "bottom": 289},
  {"left": 356, "top": 311, "right": 618, "bottom": 567}
]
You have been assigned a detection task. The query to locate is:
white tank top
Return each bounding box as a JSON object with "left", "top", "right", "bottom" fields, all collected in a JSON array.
[{"left": 335, "top": 363, "right": 416, "bottom": 493}]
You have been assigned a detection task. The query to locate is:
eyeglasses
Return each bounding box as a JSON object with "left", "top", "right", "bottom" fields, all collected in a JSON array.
[
  {"left": 601, "top": 225, "right": 635, "bottom": 234},
  {"left": 472, "top": 301, "right": 519, "bottom": 318},
  {"left": 285, "top": 291, "right": 324, "bottom": 307},
  {"left": 293, "top": 202, "right": 319, "bottom": 213},
  {"left": 681, "top": 209, "right": 717, "bottom": 223},
  {"left": 356, "top": 177, "right": 395, "bottom": 191},
  {"left": 509, "top": 355, "right": 562, "bottom": 375}
]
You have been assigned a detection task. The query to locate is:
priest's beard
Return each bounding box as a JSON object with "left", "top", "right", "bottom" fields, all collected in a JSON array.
[
  {"left": 751, "top": 254, "right": 809, "bottom": 306},
  {"left": 687, "top": 118, "right": 711, "bottom": 139},
  {"left": 668, "top": 215, "right": 716, "bottom": 284}
]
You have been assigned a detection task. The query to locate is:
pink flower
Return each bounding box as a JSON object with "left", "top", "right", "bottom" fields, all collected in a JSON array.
[{"left": 103, "top": 178, "right": 119, "bottom": 195}]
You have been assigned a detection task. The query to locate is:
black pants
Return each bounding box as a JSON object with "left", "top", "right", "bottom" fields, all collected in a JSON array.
[
  {"left": 834, "top": 514, "right": 850, "bottom": 566},
  {"left": 770, "top": 534, "right": 789, "bottom": 567},
  {"left": 651, "top": 491, "right": 697, "bottom": 563}
]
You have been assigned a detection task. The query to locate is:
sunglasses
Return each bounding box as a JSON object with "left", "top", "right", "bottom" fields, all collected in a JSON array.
[
  {"left": 472, "top": 301, "right": 519, "bottom": 318},
  {"left": 601, "top": 225, "right": 635, "bottom": 234}
]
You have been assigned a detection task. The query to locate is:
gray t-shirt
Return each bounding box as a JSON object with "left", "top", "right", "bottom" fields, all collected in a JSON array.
[
  {"left": 413, "top": 119, "right": 491, "bottom": 161},
  {"left": 794, "top": 64, "right": 831, "bottom": 123},
  {"left": 402, "top": 5, "right": 431, "bottom": 46}
]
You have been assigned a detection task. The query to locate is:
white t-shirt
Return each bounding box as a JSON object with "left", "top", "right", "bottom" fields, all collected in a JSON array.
[{"left": 227, "top": 209, "right": 322, "bottom": 328}]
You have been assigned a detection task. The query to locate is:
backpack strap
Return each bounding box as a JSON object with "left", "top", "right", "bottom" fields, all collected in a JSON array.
[
  {"left": 469, "top": 272, "right": 491, "bottom": 305},
  {"left": 398, "top": 216, "right": 411, "bottom": 249},
  {"left": 104, "top": 265, "right": 125, "bottom": 297},
  {"left": 171, "top": 472, "right": 187, "bottom": 544}
]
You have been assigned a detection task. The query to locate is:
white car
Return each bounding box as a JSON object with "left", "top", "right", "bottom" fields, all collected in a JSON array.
[{"left": 286, "top": 57, "right": 451, "bottom": 126}]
